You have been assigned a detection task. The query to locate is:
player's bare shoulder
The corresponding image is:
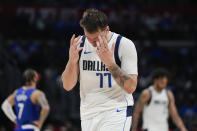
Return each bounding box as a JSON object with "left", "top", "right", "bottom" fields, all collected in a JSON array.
[
  {"left": 31, "top": 89, "right": 48, "bottom": 106},
  {"left": 6, "top": 90, "right": 18, "bottom": 105},
  {"left": 139, "top": 89, "right": 151, "bottom": 104},
  {"left": 167, "top": 89, "right": 175, "bottom": 103}
]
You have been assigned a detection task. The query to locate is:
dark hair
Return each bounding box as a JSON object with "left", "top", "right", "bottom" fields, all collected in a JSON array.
[
  {"left": 152, "top": 68, "right": 169, "bottom": 81},
  {"left": 80, "top": 9, "right": 108, "bottom": 33},
  {"left": 23, "top": 69, "right": 37, "bottom": 85}
]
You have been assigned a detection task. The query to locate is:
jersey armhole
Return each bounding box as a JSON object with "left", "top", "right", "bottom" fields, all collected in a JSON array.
[
  {"left": 166, "top": 89, "right": 170, "bottom": 107},
  {"left": 78, "top": 35, "right": 86, "bottom": 82},
  {"left": 79, "top": 35, "right": 86, "bottom": 60},
  {"left": 114, "top": 35, "right": 122, "bottom": 68},
  {"left": 146, "top": 89, "right": 152, "bottom": 106},
  {"left": 30, "top": 89, "right": 39, "bottom": 105}
]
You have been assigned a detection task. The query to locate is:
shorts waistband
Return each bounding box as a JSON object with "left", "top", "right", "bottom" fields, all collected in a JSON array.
[{"left": 21, "top": 124, "right": 40, "bottom": 131}]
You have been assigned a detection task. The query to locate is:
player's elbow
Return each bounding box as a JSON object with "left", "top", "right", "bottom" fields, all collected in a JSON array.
[
  {"left": 126, "top": 81, "right": 137, "bottom": 94},
  {"left": 127, "top": 90, "right": 133, "bottom": 94},
  {"left": 62, "top": 80, "right": 74, "bottom": 91},
  {"left": 63, "top": 85, "right": 73, "bottom": 91},
  {"left": 43, "top": 105, "right": 50, "bottom": 113},
  {"left": 61, "top": 75, "right": 74, "bottom": 91},
  {"left": 1, "top": 100, "right": 8, "bottom": 111},
  {"left": 126, "top": 87, "right": 135, "bottom": 94}
]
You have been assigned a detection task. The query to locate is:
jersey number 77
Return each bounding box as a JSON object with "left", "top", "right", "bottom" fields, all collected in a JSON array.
[{"left": 96, "top": 73, "right": 112, "bottom": 88}]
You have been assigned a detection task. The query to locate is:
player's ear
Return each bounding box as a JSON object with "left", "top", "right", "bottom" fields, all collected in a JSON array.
[{"left": 105, "top": 26, "right": 110, "bottom": 32}]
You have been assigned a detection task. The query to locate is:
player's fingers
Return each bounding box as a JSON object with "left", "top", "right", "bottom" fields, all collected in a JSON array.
[
  {"left": 70, "top": 34, "right": 75, "bottom": 45},
  {"left": 96, "top": 49, "right": 100, "bottom": 56},
  {"left": 98, "top": 35, "right": 105, "bottom": 49},
  {"left": 111, "top": 43, "right": 115, "bottom": 53},
  {"left": 77, "top": 47, "right": 83, "bottom": 52},
  {"left": 102, "top": 35, "right": 108, "bottom": 49},
  {"left": 100, "top": 36, "right": 108, "bottom": 52},
  {"left": 74, "top": 40, "right": 83, "bottom": 49},
  {"left": 32, "top": 121, "right": 39, "bottom": 127},
  {"left": 96, "top": 41, "right": 101, "bottom": 50},
  {"left": 74, "top": 35, "right": 81, "bottom": 43}
]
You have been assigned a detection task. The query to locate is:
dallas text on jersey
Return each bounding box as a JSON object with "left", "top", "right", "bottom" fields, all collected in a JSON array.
[{"left": 83, "top": 60, "right": 109, "bottom": 71}]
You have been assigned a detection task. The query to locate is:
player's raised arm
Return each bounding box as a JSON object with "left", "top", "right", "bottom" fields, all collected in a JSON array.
[
  {"left": 96, "top": 35, "right": 138, "bottom": 94},
  {"left": 168, "top": 90, "right": 187, "bottom": 131},
  {"left": 1, "top": 90, "right": 17, "bottom": 123},
  {"left": 32, "top": 90, "right": 50, "bottom": 129},
  {"left": 61, "top": 34, "right": 83, "bottom": 91},
  {"left": 131, "top": 90, "right": 150, "bottom": 131}
]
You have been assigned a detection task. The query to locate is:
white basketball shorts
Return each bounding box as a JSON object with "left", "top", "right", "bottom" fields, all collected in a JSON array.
[{"left": 81, "top": 106, "right": 132, "bottom": 131}]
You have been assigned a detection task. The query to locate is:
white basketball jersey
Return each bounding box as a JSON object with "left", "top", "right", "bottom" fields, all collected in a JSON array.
[
  {"left": 142, "top": 86, "right": 169, "bottom": 131},
  {"left": 79, "top": 32, "right": 138, "bottom": 120}
]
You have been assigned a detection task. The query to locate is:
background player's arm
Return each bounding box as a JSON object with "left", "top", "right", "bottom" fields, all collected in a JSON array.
[
  {"left": 168, "top": 90, "right": 187, "bottom": 131},
  {"left": 1, "top": 91, "right": 17, "bottom": 123},
  {"left": 61, "top": 34, "right": 83, "bottom": 91},
  {"left": 131, "top": 90, "right": 150, "bottom": 131},
  {"left": 32, "top": 90, "right": 50, "bottom": 129}
]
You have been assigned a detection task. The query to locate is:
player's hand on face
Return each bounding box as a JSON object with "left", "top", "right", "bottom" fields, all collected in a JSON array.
[
  {"left": 96, "top": 35, "right": 115, "bottom": 67},
  {"left": 68, "top": 34, "right": 83, "bottom": 64}
]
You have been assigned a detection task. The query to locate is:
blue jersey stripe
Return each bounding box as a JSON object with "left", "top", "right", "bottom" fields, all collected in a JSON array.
[{"left": 123, "top": 95, "right": 128, "bottom": 131}]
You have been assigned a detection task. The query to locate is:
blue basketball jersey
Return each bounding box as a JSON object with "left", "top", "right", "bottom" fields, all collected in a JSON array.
[{"left": 14, "top": 87, "right": 41, "bottom": 126}]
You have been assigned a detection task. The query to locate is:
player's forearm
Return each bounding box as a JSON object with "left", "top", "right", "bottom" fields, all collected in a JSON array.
[
  {"left": 39, "top": 106, "right": 50, "bottom": 127},
  {"left": 36, "top": 92, "right": 50, "bottom": 128},
  {"left": 108, "top": 63, "right": 137, "bottom": 94},
  {"left": 172, "top": 114, "right": 187, "bottom": 130},
  {"left": 131, "top": 112, "right": 140, "bottom": 131},
  {"left": 1, "top": 99, "right": 16, "bottom": 123},
  {"left": 131, "top": 104, "right": 142, "bottom": 131},
  {"left": 169, "top": 91, "right": 187, "bottom": 131},
  {"left": 62, "top": 60, "right": 79, "bottom": 91}
]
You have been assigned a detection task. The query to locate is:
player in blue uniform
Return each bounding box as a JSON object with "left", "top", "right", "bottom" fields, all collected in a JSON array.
[{"left": 1, "top": 69, "right": 50, "bottom": 131}]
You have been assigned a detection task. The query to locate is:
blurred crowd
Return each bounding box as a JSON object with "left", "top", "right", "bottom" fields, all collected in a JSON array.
[
  {"left": 1, "top": 7, "right": 197, "bottom": 40},
  {"left": 0, "top": 0, "right": 197, "bottom": 8},
  {"left": 0, "top": 5, "right": 197, "bottom": 131}
]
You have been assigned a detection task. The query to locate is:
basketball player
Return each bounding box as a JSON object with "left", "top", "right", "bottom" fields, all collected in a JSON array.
[
  {"left": 1, "top": 69, "right": 50, "bottom": 131},
  {"left": 61, "top": 9, "right": 138, "bottom": 131},
  {"left": 132, "top": 68, "right": 187, "bottom": 131}
]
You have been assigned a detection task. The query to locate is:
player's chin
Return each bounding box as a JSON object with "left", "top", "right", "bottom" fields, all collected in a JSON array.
[{"left": 159, "top": 85, "right": 166, "bottom": 89}]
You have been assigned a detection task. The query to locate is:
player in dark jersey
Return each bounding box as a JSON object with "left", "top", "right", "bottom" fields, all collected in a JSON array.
[{"left": 1, "top": 69, "right": 50, "bottom": 131}]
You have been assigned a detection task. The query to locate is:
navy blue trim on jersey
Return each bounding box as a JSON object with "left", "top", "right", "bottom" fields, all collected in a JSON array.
[
  {"left": 126, "top": 106, "right": 133, "bottom": 117},
  {"left": 123, "top": 95, "right": 133, "bottom": 131},
  {"left": 147, "top": 89, "right": 152, "bottom": 106},
  {"left": 114, "top": 35, "right": 122, "bottom": 68},
  {"left": 79, "top": 35, "right": 86, "bottom": 59},
  {"left": 123, "top": 96, "right": 128, "bottom": 131},
  {"left": 165, "top": 89, "right": 170, "bottom": 108},
  {"left": 79, "top": 34, "right": 123, "bottom": 68}
]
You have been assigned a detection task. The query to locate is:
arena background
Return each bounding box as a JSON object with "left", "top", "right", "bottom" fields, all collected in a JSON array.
[{"left": 0, "top": 0, "right": 197, "bottom": 131}]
